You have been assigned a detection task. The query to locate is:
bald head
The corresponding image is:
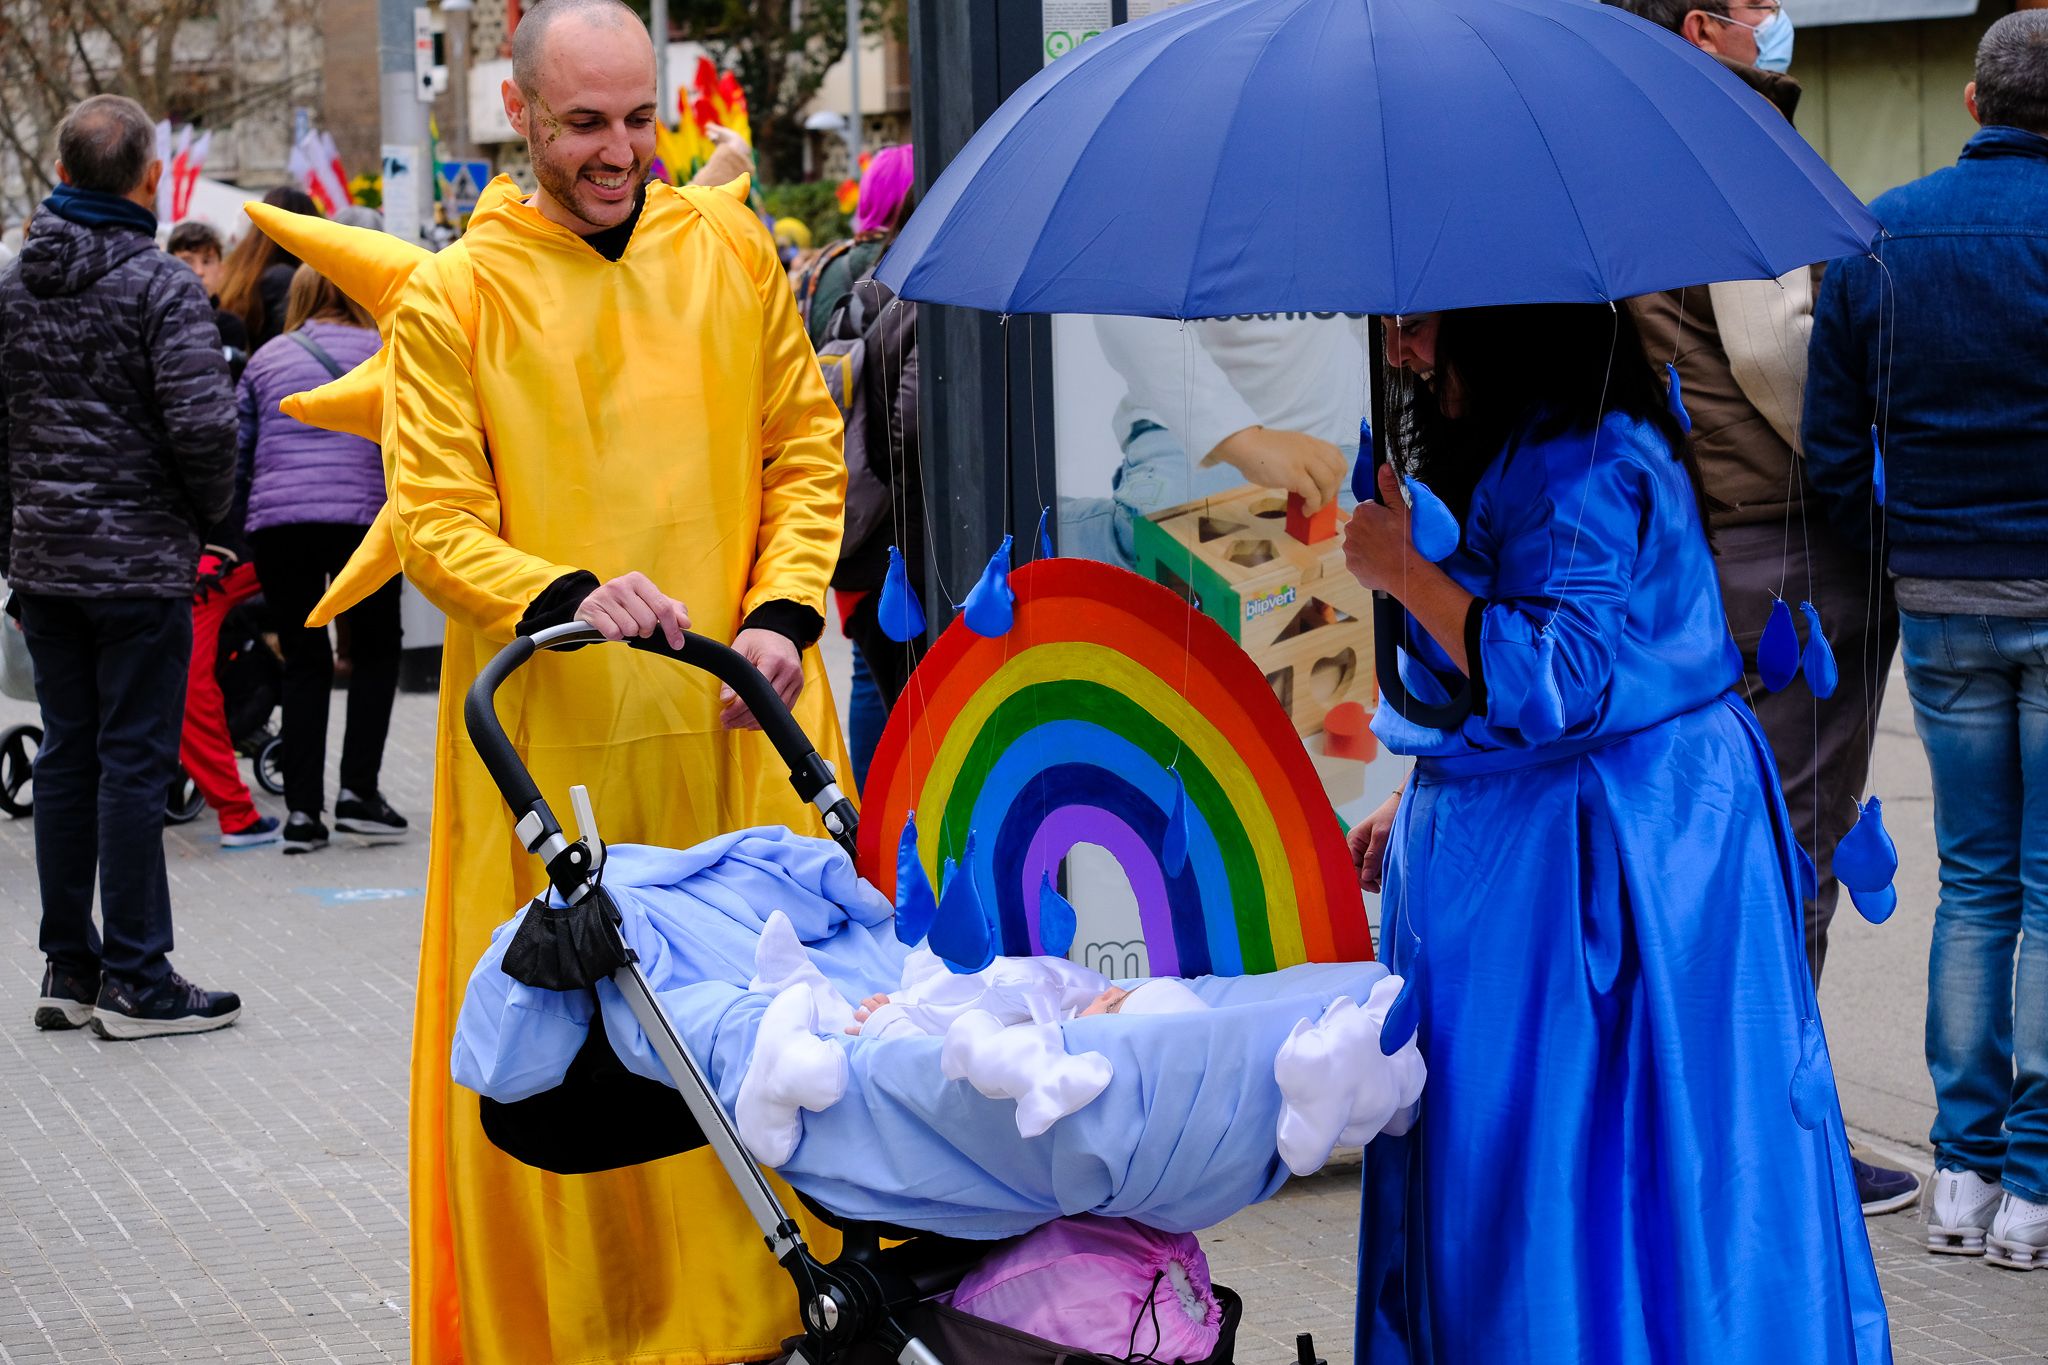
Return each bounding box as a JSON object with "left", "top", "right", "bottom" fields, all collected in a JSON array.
[
  {"left": 512, "top": 0, "right": 648, "bottom": 96},
  {"left": 502, "top": 0, "right": 657, "bottom": 234}
]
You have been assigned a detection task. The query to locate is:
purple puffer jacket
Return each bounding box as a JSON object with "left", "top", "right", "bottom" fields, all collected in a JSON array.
[{"left": 238, "top": 320, "right": 384, "bottom": 533}]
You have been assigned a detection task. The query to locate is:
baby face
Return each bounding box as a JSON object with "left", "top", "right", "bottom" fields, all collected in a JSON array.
[{"left": 1079, "top": 986, "right": 1132, "bottom": 1017}]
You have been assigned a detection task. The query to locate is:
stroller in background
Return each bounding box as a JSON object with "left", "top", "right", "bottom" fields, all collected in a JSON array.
[
  {"left": 0, "top": 591, "right": 285, "bottom": 821},
  {"left": 467, "top": 623, "right": 1333, "bottom": 1365}
]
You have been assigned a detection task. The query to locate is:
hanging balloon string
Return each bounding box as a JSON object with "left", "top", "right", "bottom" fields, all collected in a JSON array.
[
  {"left": 1542, "top": 302, "right": 1621, "bottom": 638},
  {"left": 1860, "top": 247, "right": 1898, "bottom": 773},
  {"left": 1167, "top": 316, "right": 1198, "bottom": 774}
]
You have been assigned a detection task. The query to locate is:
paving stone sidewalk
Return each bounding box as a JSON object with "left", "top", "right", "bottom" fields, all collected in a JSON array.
[{"left": 0, "top": 686, "right": 2040, "bottom": 1364}]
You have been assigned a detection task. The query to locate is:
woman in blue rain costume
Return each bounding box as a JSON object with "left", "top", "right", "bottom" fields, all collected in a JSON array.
[{"left": 1346, "top": 305, "right": 1889, "bottom": 1365}]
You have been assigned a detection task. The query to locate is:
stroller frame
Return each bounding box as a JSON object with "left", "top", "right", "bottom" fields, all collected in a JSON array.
[{"left": 469, "top": 622, "right": 952, "bottom": 1365}]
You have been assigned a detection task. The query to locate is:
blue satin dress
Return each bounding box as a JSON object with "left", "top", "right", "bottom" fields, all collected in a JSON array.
[{"left": 1357, "top": 412, "right": 1891, "bottom": 1364}]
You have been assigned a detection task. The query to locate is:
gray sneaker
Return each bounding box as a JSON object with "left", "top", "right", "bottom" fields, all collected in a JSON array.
[
  {"left": 1925, "top": 1166, "right": 2003, "bottom": 1256},
  {"left": 1986, "top": 1191, "right": 2048, "bottom": 1271}
]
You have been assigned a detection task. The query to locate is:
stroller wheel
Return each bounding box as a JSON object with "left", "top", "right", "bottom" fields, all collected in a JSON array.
[
  {"left": 255, "top": 735, "right": 286, "bottom": 796},
  {"left": 0, "top": 723, "right": 39, "bottom": 818},
  {"left": 165, "top": 768, "right": 207, "bottom": 825}
]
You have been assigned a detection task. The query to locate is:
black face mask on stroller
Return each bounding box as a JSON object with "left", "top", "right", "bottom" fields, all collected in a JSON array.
[{"left": 466, "top": 623, "right": 1359, "bottom": 1365}]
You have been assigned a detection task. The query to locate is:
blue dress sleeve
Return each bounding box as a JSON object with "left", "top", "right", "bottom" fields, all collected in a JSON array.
[{"left": 1472, "top": 427, "right": 1654, "bottom": 740}]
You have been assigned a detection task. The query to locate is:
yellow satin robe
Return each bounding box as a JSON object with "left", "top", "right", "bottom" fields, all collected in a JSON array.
[{"left": 382, "top": 180, "right": 848, "bottom": 1363}]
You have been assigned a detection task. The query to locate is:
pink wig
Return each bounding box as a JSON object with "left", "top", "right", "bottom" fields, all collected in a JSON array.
[{"left": 853, "top": 144, "right": 915, "bottom": 235}]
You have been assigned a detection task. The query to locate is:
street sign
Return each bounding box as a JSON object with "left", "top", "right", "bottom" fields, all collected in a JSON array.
[{"left": 437, "top": 159, "right": 491, "bottom": 216}]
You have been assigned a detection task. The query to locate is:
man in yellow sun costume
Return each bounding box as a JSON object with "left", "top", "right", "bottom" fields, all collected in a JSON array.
[{"left": 246, "top": 2, "right": 850, "bottom": 1359}]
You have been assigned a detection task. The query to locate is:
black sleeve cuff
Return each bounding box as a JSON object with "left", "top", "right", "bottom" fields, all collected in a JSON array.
[
  {"left": 742, "top": 600, "right": 825, "bottom": 651},
  {"left": 518, "top": 570, "right": 601, "bottom": 637},
  {"left": 1464, "top": 597, "right": 1489, "bottom": 716}
]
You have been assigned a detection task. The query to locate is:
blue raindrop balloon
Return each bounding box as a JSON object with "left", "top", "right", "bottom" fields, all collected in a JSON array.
[
  {"left": 1162, "top": 769, "right": 1189, "bottom": 878},
  {"left": 1036, "top": 505, "right": 1053, "bottom": 561},
  {"left": 1799, "top": 601, "right": 1839, "bottom": 699},
  {"left": 1665, "top": 362, "right": 1693, "bottom": 434},
  {"left": 1350, "top": 417, "right": 1376, "bottom": 504},
  {"left": 1870, "top": 424, "right": 1887, "bottom": 509},
  {"left": 930, "top": 832, "right": 995, "bottom": 973},
  {"left": 1405, "top": 477, "right": 1461, "bottom": 563},
  {"left": 1037, "top": 872, "right": 1078, "bottom": 958},
  {"left": 1759, "top": 598, "right": 1800, "bottom": 692},
  {"left": 1834, "top": 796, "right": 1898, "bottom": 894},
  {"left": 1379, "top": 973, "right": 1420, "bottom": 1056},
  {"left": 962, "top": 534, "right": 1016, "bottom": 637},
  {"left": 878, "top": 545, "right": 925, "bottom": 643},
  {"left": 893, "top": 815, "right": 937, "bottom": 946},
  {"left": 1849, "top": 882, "right": 1898, "bottom": 925},
  {"left": 1522, "top": 632, "right": 1567, "bottom": 744},
  {"left": 1788, "top": 1015, "right": 1836, "bottom": 1131}
]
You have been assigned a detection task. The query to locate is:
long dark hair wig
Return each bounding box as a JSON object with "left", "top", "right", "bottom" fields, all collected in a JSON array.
[{"left": 1388, "top": 302, "right": 1709, "bottom": 525}]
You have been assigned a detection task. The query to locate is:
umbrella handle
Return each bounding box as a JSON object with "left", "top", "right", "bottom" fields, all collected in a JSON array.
[
  {"left": 465, "top": 624, "right": 858, "bottom": 900},
  {"left": 1366, "top": 384, "right": 1474, "bottom": 731},
  {"left": 1372, "top": 593, "right": 1475, "bottom": 731}
]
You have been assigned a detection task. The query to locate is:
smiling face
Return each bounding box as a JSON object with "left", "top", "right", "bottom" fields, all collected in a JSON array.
[{"left": 502, "top": 10, "right": 657, "bottom": 235}]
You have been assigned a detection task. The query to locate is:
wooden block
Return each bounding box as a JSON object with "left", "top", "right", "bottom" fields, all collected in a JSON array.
[
  {"left": 1252, "top": 614, "right": 1376, "bottom": 739},
  {"left": 1323, "top": 701, "right": 1376, "bottom": 761},
  {"left": 1285, "top": 492, "right": 1338, "bottom": 545}
]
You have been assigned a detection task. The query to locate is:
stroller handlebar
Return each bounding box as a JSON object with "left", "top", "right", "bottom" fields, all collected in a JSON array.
[{"left": 465, "top": 623, "right": 859, "bottom": 899}]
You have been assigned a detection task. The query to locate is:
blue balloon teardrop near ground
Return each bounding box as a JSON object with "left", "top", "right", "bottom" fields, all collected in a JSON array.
[
  {"left": 1870, "top": 424, "right": 1887, "bottom": 508},
  {"left": 1788, "top": 1015, "right": 1835, "bottom": 1131},
  {"left": 1664, "top": 362, "right": 1693, "bottom": 434},
  {"left": 1379, "top": 973, "right": 1420, "bottom": 1056},
  {"left": 1405, "top": 477, "right": 1461, "bottom": 563},
  {"left": 1162, "top": 769, "right": 1189, "bottom": 877},
  {"left": 1522, "top": 632, "right": 1568, "bottom": 744},
  {"left": 1849, "top": 882, "right": 1898, "bottom": 925},
  {"left": 1759, "top": 598, "right": 1800, "bottom": 692},
  {"left": 931, "top": 832, "right": 995, "bottom": 973},
  {"left": 1036, "top": 505, "right": 1053, "bottom": 561},
  {"left": 962, "top": 535, "right": 1016, "bottom": 637},
  {"left": 1793, "top": 842, "right": 1818, "bottom": 904},
  {"left": 1351, "top": 417, "right": 1377, "bottom": 503},
  {"left": 893, "top": 815, "right": 937, "bottom": 946},
  {"left": 1037, "top": 872, "right": 1078, "bottom": 958},
  {"left": 1799, "top": 602, "right": 1839, "bottom": 699},
  {"left": 879, "top": 545, "right": 926, "bottom": 643},
  {"left": 1834, "top": 796, "right": 1898, "bottom": 895}
]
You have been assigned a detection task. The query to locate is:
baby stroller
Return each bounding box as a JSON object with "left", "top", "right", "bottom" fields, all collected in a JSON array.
[
  {"left": 466, "top": 623, "right": 1308, "bottom": 1365},
  {"left": 0, "top": 591, "right": 285, "bottom": 822}
]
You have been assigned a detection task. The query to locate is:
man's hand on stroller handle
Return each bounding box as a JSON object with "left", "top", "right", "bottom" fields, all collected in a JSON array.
[
  {"left": 724, "top": 629, "right": 803, "bottom": 731},
  {"left": 575, "top": 572, "right": 692, "bottom": 649}
]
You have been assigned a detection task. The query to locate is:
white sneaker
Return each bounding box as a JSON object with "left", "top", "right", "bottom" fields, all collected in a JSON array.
[
  {"left": 1986, "top": 1191, "right": 2048, "bottom": 1271},
  {"left": 1925, "top": 1167, "right": 2004, "bottom": 1256}
]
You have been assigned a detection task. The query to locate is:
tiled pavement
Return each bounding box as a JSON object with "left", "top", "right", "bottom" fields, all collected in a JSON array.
[{"left": 0, "top": 675, "right": 2041, "bottom": 1364}]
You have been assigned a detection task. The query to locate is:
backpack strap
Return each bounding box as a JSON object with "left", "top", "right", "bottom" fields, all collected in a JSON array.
[{"left": 285, "top": 328, "right": 348, "bottom": 381}]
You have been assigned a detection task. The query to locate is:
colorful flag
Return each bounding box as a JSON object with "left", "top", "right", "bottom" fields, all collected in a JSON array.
[
  {"left": 289, "top": 130, "right": 349, "bottom": 215},
  {"left": 169, "top": 131, "right": 209, "bottom": 222}
]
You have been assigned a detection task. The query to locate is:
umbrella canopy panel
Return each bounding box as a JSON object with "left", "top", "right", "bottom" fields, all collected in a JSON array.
[{"left": 879, "top": 0, "right": 1879, "bottom": 318}]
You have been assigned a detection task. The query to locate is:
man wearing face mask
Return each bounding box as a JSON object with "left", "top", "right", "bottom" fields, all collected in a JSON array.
[
  {"left": 1606, "top": 0, "right": 1922, "bottom": 1221},
  {"left": 241, "top": 0, "right": 850, "bottom": 1360}
]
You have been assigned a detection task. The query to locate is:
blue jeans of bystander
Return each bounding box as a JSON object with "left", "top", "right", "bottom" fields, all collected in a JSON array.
[{"left": 1900, "top": 609, "right": 2048, "bottom": 1203}]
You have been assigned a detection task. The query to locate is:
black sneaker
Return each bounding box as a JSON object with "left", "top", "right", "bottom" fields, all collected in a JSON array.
[
  {"left": 334, "top": 789, "right": 408, "bottom": 841},
  {"left": 89, "top": 971, "right": 240, "bottom": 1040},
  {"left": 34, "top": 962, "right": 98, "bottom": 1031},
  {"left": 282, "top": 811, "right": 329, "bottom": 855}
]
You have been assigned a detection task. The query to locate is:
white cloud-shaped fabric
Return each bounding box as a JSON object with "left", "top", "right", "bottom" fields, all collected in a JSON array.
[
  {"left": 1273, "top": 974, "right": 1428, "bottom": 1177},
  {"left": 940, "top": 1009, "right": 1115, "bottom": 1138}
]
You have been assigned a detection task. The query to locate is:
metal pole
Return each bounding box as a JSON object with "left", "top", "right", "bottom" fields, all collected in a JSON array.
[
  {"left": 446, "top": 0, "right": 472, "bottom": 159},
  {"left": 846, "top": 0, "right": 863, "bottom": 171},
  {"left": 652, "top": 0, "right": 671, "bottom": 123},
  {"left": 379, "top": 0, "right": 432, "bottom": 246}
]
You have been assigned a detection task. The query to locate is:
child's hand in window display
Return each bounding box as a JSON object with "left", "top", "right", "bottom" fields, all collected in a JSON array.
[{"left": 1209, "top": 425, "right": 1348, "bottom": 512}]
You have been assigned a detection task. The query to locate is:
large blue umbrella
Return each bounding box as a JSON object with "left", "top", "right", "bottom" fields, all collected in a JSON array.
[{"left": 876, "top": 0, "right": 1878, "bottom": 317}]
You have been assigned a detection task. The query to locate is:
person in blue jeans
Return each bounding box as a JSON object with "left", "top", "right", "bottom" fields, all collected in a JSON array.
[{"left": 1805, "top": 10, "right": 2048, "bottom": 1270}]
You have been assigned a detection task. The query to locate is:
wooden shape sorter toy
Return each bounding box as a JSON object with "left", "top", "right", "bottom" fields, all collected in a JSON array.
[{"left": 1131, "top": 485, "right": 1377, "bottom": 738}]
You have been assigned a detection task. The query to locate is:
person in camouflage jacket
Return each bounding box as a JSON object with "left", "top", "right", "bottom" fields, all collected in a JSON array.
[{"left": 1, "top": 94, "right": 243, "bottom": 1042}]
